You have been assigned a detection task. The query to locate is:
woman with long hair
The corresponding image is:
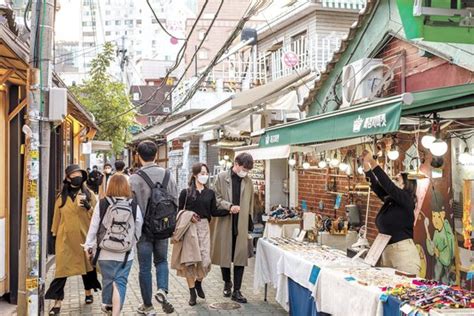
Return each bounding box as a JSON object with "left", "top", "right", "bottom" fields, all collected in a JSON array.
[
  {"left": 362, "top": 150, "right": 421, "bottom": 275},
  {"left": 83, "top": 174, "right": 143, "bottom": 315},
  {"left": 171, "top": 163, "right": 229, "bottom": 306},
  {"left": 46, "top": 164, "right": 101, "bottom": 315}
]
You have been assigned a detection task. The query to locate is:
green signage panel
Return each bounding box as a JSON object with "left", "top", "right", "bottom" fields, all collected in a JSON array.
[{"left": 259, "top": 102, "right": 402, "bottom": 148}]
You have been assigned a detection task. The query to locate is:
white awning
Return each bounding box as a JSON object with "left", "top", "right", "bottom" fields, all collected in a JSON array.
[
  {"left": 234, "top": 144, "right": 313, "bottom": 160},
  {"left": 166, "top": 71, "right": 313, "bottom": 141}
]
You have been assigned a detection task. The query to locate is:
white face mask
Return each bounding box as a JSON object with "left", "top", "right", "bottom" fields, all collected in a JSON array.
[
  {"left": 237, "top": 170, "right": 248, "bottom": 178},
  {"left": 197, "top": 175, "right": 209, "bottom": 184}
]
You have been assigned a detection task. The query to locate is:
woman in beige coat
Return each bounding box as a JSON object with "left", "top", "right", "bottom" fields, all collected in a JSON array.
[
  {"left": 210, "top": 153, "right": 254, "bottom": 304},
  {"left": 45, "top": 164, "right": 101, "bottom": 315},
  {"left": 172, "top": 163, "right": 229, "bottom": 306}
]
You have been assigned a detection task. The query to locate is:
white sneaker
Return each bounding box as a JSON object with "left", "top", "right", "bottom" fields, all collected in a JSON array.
[
  {"left": 154, "top": 289, "right": 174, "bottom": 314},
  {"left": 137, "top": 304, "right": 155, "bottom": 315}
]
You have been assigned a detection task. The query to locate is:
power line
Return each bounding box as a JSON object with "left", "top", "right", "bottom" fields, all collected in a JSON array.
[
  {"left": 96, "top": 0, "right": 212, "bottom": 125},
  {"left": 160, "top": 0, "right": 269, "bottom": 119},
  {"left": 146, "top": 0, "right": 186, "bottom": 41},
  {"left": 137, "top": 0, "right": 225, "bottom": 117}
]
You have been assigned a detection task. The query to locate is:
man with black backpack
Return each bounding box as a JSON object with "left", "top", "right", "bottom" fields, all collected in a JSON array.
[{"left": 130, "top": 141, "right": 178, "bottom": 315}]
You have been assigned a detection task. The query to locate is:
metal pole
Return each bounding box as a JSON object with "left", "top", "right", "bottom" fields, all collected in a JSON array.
[{"left": 18, "top": 0, "right": 55, "bottom": 315}]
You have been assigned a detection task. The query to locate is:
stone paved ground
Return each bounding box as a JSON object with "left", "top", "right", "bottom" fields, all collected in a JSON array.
[{"left": 44, "top": 252, "right": 287, "bottom": 315}]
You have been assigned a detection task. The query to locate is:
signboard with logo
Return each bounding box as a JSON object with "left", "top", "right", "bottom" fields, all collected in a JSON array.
[{"left": 259, "top": 102, "right": 402, "bottom": 147}]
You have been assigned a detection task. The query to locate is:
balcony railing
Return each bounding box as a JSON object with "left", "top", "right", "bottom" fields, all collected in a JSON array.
[
  {"left": 320, "top": 0, "right": 366, "bottom": 10},
  {"left": 188, "top": 33, "right": 345, "bottom": 98},
  {"left": 261, "top": 34, "right": 343, "bottom": 82}
]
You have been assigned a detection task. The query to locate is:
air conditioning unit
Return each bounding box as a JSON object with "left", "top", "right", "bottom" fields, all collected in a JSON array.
[
  {"left": 270, "top": 110, "right": 285, "bottom": 122},
  {"left": 341, "top": 58, "right": 384, "bottom": 108}
]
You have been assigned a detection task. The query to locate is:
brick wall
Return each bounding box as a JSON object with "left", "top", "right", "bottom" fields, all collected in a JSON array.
[
  {"left": 297, "top": 167, "right": 383, "bottom": 242},
  {"left": 377, "top": 37, "right": 474, "bottom": 96}
]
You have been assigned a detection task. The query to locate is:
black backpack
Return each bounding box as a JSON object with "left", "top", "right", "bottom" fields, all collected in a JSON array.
[{"left": 137, "top": 169, "right": 177, "bottom": 240}]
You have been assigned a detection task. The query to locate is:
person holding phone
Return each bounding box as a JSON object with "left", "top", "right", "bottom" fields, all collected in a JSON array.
[
  {"left": 46, "top": 164, "right": 101, "bottom": 315},
  {"left": 361, "top": 150, "right": 421, "bottom": 275},
  {"left": 172, "top": 163, "right": 229, "bottom": 306}
]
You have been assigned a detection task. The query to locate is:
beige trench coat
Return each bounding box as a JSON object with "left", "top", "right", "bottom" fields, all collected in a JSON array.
[
  {"left": 51, "top": 191, "right": 97, "bottom": 278},
  {"left": 210, "top": 170, "right": 254, "bottom": 268}
]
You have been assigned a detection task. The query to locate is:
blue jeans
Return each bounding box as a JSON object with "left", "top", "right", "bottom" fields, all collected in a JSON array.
[
  {"left": 137, "top": 238, "right": 169, "bottom": 306},
  {"left": 98, "top": 260, "right": 133, "bottom": 308}
]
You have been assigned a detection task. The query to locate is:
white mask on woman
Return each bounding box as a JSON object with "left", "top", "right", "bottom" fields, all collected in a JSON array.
[{"left": 197, "top": 174, "right": 209, "bottom": 185}]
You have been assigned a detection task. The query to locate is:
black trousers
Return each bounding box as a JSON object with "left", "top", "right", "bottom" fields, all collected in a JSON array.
[
  {"left": 45, "top": 270, "right": 101, "bottom": 301},
  {"left": 220, "top": 233, "right": 245, "bottom": 291}
]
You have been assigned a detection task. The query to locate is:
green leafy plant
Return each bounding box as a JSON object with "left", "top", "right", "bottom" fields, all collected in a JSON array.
[{"left": 70, "top": 42, "right": 135, "bottom": 154}]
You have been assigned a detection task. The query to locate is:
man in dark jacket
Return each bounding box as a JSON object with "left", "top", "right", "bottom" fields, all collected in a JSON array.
[{"left": 87, "top": 165, "right": 102, "bottom": 195}]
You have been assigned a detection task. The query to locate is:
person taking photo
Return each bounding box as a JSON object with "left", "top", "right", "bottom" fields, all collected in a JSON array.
[{"left": 46, "top": 164, "right": 101, "bottom": 315}]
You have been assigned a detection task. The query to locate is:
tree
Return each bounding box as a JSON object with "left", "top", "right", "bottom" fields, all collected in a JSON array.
[{"left": 70, "top": 42, "right": 135, "bottom": 154}]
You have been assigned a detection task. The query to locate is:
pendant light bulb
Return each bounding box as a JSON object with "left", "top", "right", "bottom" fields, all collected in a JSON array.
[
  {"left": 430, "top": 139, "right": 448, "bottom": 157},
  {"left": 357, "top": 166, "right": 364, "bottom": 175},
  {"left": 288, "top": 158, "right": 297, "bottom": 166},
  {"left": 421, "top": 134, "right": 436, "bottom": 149},
  {"left": 387, "top": 146, "right": 400, "bottom": 161},
  {"left": 339, "top": 162, "right": 349, "bottom": 172},
  {"left": 223, "top": 154, "right": 230, "bottom": 161},
  {"left": 318, "top": 160, "right": 327, "bottom": 168},
  {"left": 459, "top": 147, "right": 472, "bottom": 165},
  {"left": 302, "top": 162, "right": 310, "bottom": 169}
]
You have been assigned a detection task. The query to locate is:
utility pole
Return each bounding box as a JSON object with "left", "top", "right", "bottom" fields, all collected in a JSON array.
[{"left": 18, "top": 0, "right": 55, "bottom": 315}]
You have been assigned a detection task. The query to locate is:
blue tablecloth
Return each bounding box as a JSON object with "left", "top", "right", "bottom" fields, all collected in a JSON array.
[
  {"left": 383, "top": 296, "right": 402, "bottom": 316},
  {"left": 288, "top": 278, "right": 325, "bottom": 316}
]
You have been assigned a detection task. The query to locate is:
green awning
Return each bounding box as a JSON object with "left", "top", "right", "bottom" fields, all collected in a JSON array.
[
  {"left": 259, "top": 84, "right": 474, "bottom": 148},
  {"left": 259, "top": 99, "right": 402, "bottom": 148},
  {"left": 402, "top": 84, "right": 474, "bottom": 116}
]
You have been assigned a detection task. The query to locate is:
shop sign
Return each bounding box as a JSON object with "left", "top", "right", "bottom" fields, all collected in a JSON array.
[
  {"left": 352, "top": 113, "right": 387, "bottom": 133},
  {"left": 259, "top": 101, "right": 402, "bottom": 148},
  {"left": 264, "top": 133, "right": 280, "bottom": 145}
]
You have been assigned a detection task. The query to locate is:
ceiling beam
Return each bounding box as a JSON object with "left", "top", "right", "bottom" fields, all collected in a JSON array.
[{"left": 0, "top": 69, "right": 14, "bottom": 85}]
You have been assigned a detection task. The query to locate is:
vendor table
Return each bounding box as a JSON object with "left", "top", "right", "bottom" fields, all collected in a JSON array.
[
  {"left": 254, "top": 238, "right": 369, "bottom": 313},
  {"left": 254, "top": 238, "right": 474, "bottom": 316},
  {"left": 262, "top": 221, "right": 301, "bottom": 238}
]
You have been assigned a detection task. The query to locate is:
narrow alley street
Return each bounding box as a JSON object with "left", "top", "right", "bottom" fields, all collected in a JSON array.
[{"left": 44, "top": 251, "right": 286, "bottom": 315}]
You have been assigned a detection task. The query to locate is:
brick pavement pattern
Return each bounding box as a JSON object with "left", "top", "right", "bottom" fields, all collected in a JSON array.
[{"left": 45, "top": 252, "right": 287, "bottom": 315}]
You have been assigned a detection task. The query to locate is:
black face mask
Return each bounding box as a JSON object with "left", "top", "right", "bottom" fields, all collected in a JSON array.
[{"left": 69, "top": 176, "right": 83, "bottom": 187}]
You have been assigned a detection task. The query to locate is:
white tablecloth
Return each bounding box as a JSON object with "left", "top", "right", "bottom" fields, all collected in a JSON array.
[
  {"left": 263, "top": 222, "right": 300, "bottom": 238},
  {"left": 315, "top": 268, "right": 384, "bottom": 316},
  {"left": 254, "top": 238, "right": 382, "bottom": 316}
]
